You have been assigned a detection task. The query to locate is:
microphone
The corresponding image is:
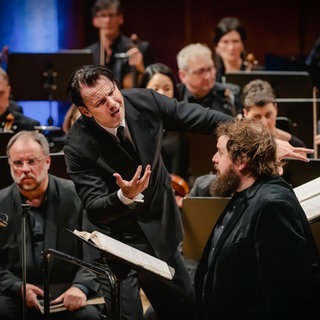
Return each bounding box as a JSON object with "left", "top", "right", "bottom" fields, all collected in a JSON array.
[{"left": 0, "top": 212, "right": 8, "bottom": 227}]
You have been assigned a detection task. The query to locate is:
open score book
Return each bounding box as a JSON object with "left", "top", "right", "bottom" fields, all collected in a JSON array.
[{"left": 72, "top": 229, "right": 175, "bottom": 280}]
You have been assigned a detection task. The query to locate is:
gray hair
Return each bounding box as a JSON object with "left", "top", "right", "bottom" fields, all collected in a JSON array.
[
  {"left": 176, "top": 43, "right": 213, "bottom": 71},
  {"left": 7, "top": 131, "right": 50, "bottom": 158}
]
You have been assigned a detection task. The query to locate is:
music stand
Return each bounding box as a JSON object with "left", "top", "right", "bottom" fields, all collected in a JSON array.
[
  {"left": 181, "top": 197, "right": 230, "bottom": 260},
  {"left": 7, "top": 50, "right": 93, "bottom": 124},
  {"left": 7, "top": 50, "right": 93, "bottom": 101},
  {"left": 224, "top": 71, "right": 314, "bottom": 98},
  {"left": 42, "top": 248, "right": 116, "bottom": 319},
  {"left": 282, "top": 158, "right": 320, "bottom": 188}
]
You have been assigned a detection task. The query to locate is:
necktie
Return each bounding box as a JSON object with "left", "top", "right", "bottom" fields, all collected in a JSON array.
[{"left": 116, "top": 126, "right": 136, "bottom": 157}]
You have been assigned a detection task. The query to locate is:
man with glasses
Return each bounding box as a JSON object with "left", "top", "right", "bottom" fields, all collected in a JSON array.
[
  {"left": 177, "top": 43, "right": 242, "bottom": 117},
  {"left": 86, "top": 0, "right": 153, "bottom": 88},
  {"left": 0, "top": 131, "right": 102, "bottom": 320}
]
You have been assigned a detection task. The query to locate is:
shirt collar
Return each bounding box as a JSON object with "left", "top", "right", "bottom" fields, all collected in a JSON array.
[{"left": 95, "top": 119, "right": 126, "bottom": 137}]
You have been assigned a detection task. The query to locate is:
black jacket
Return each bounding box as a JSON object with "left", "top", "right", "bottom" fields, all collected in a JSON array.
[
  {"left": 64, "top": 89, "right": 231, "bottom": 261},
  {"left": 195, "top": 175, "right": 320, "bottom": 319}
]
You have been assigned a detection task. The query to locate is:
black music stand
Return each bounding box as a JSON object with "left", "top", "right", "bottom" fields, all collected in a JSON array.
[
  {"left": 42, "top": 249, "right": 118, "bottom": 319},
  {"left": 21, "top": 203, "right": 31, "bottom": 320},
  {"left": 7, "top": 50, "right": 93, "bottom": 101},
  {"left": 224, "top": 70, "right": 314, "bottom": 98},
  {"left": 7, "top": 50, "right": 93, "bottom": 125}
]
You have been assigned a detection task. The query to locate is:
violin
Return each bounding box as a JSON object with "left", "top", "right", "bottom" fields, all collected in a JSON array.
[
  {"left": 170, "top": 174, "right": 189, "bottom": 197},
  {"left": 244, "top": 53, "right": 258, "bottom": 71}
]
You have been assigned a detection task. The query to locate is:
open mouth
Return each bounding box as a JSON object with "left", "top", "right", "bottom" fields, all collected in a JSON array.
[{"left": 111, "top": 108, "right": 120, "bottom": 117}]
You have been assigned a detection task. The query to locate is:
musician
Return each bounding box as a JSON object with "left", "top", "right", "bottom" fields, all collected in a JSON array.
[
  {"left": 0, "top": 131, "right": 102, "bottom": 320},
  {"left": 177, "top": 43, "right": 242, "bottom": 117},
  {"left": 213, "top": 17, "right": 261, "bottom": 82},
  {"left": 194, "top": 119, "right": 320, "bottom": 319},
  {"left": 242, "top": 79, "right": 306, "bottom": 148},
  {"left": 0, "top": 68, "right": 39, "bottom": 133},
  {"left": 86, "top": 0, "right": 153, "bottom": 88}
]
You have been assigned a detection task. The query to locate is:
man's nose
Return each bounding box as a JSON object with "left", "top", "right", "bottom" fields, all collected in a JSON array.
[
  {"left": 260, "top": 117, "right": 269, "bottom": 127},
  {"left": 212, "top": 152, "right": 218, "bottom": 163}
]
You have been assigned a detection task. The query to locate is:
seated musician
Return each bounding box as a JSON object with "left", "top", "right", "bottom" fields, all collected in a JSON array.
[
  {"left": 0, "top": 67, "right": 39, "bottom": 133},
  {"left": 0, "top": 131, "right": 102, "bottom": 320}
]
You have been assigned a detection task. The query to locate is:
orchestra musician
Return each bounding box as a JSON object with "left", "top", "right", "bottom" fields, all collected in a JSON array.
[
  {"left": 213, "top": 17, "right": 261, "bottom": 82},
  {"left": 86, "top": 0, "right": 153, "bottom": 88},
  {"left": 0, "top": 68, "right": 39, "bottom": 133}
]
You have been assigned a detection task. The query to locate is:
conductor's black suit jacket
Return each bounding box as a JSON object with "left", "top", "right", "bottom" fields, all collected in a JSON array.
[
  {"left": 0, "top": 175, "right": 100, "bottom": 297},
  {"left": 64, "top": 89, "right": 231, "bottom": 261}
]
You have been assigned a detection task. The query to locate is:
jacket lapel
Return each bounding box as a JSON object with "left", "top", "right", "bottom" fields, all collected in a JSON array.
[{"left": 125, "top": 104, "right": 158, "bottom": 167}]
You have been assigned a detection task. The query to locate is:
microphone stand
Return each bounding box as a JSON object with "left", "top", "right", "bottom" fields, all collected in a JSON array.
[{"left": 21, "top": 203, "right": 30, "bottom": 320}]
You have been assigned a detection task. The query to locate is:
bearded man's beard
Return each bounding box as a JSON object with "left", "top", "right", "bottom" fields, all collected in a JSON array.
[{"left": 210, "top": 166, "right": 241, "bottom": 197}]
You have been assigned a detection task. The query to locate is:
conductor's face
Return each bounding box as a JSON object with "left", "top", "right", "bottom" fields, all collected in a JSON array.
[{"left": 78, "top": 76, "right": 125, "bottom": 128}]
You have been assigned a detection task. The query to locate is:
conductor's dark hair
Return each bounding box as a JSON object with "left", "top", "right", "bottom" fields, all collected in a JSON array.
[{"left": 66, "top": 65, "right": 117, "bottom": 108}]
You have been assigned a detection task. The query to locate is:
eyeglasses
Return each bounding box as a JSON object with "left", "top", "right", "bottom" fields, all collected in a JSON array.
[
  {"left": 187, "top": 66, "right": 216, "bottom": 77},
  {"left": 10, "top": 157, "right": 46, "bottom": 169}
]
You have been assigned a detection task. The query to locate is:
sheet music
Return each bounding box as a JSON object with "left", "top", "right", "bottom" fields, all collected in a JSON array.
[
  {"left": 299, "top": 195, "right": 320, "bottom": 222},
  {"left": 293, "top": 177, "right": 320, "bottom": 202},
  {"left": 73, "top": 230, "right": 174, "bottom": 280}
]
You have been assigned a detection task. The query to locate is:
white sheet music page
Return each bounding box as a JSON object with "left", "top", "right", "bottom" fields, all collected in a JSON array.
[
  {"left": 299, "top": 195, "right": 320, "bottom": 222},
  {"left": 293, "top": 177, "right": 320, "bottom": 202},
  {"left": 73, "top": 229, "right": 174, "bottom": 280}
]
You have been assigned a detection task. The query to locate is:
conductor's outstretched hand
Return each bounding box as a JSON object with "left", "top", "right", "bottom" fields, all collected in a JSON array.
[{"left": 113, "top": 165, "right": 151, "bottom": 199}]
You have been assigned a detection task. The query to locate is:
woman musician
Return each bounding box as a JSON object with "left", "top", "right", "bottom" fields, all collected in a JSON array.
[{"left": 212, "top": 17, "right": 262, "bottom": 82}]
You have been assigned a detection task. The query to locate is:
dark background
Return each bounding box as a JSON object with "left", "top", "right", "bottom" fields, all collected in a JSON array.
[
  {"left": 72, "top": 0, "right": 320, "bottom": 75},
  {"left": 1, "top": 0, "right": 319, "bottom": 176}
]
